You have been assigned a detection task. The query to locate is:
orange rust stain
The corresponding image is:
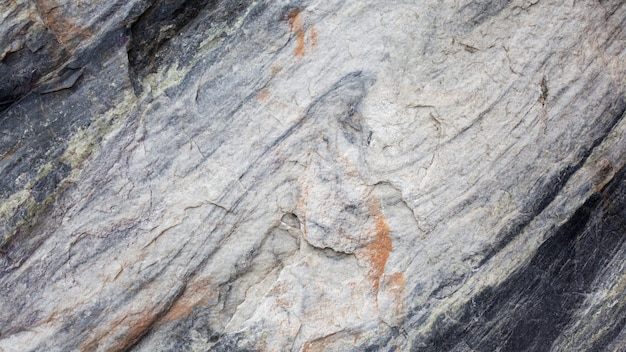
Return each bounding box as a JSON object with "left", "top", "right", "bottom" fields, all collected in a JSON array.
[
  {"left": 287, "top": 9, "right": 303, "bottom": 31},
  {"left": 363, "top": 201, "right": 392, "bottom": 291},
  {"left": 389, "top": 272, "right": 405, "bottom": 287},
  {"left": 310, "top": 26, "right": 318, "bottom": 48},
  {"left": 112, "top": 312, "right": 158, "bottom": 351},
  {"left": 81, "top": 307, "right": 160, "bottom": 352},
  {"left": 271, "top": 64, "right": 282, "bottom": 76},
  {"left": 36, "top": 0, "right": 91, "bottom": 46},
  {"left": 593, "top": 159, "right": 613, "bottom": 192},
  {"left": 257, "top": 88, "right": 271, "bottom": 101},
  {"left": 302, "top": 334, "right": 333, "bottom": 352},
  {"left": 287, "top": 8, "right": 306, "bottom": 57},
  {"left": 270, "top": 282, "right": 288, "bottom": 296},
  {"left": 294, "top": 30, "right": 306, "bottom": 57},
  {"left": 303, "top": 338, "right": 331, "bottom": 352},
  {"left": 379, "top": 272, "right": 407, "bottom": 324},
  {"left": 161, "top": 278, "right": 212, "bottom": 323},
  {"left": 380, "top": 272, "right": 405, "bottom": 295},
  {"left": 79, "top": 282, "right": 213, "bottom": 351},
  {"left": 42, "top": 311, "right": 57, "bottom": 324},
  {"left": 303, "top": 330, "right": 363, "bottom": 352},
  {"left": 274, "top": 295, "right": 297, "bottom": 309}
]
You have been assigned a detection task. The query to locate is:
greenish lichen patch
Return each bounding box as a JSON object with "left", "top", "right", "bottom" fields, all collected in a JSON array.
[
  {"left": 61, "top": 90, "right": 135, "bottom": 172},
  {"left": 0, "top": 91, "right": 135, "bottom": 249},
  {"left": 136, "top": 1, "right": 260, "bottom": 98}
]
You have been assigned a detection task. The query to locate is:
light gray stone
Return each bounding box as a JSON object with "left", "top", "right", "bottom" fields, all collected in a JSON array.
[{"left": 1, "top": 0, "right": 625, "bottom": 351}]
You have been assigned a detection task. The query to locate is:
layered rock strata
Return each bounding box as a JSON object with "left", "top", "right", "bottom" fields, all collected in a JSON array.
[{"left": 1, "top": 1, "right": 625, "bottom": 351}]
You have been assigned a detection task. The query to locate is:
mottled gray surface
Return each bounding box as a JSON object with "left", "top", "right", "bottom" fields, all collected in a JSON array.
[{"left": 1, "top": 0, "right": 625, "bottom": 351}]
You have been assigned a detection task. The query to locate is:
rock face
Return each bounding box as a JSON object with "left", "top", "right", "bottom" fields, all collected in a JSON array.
[{"left": 1, "top": 0, "right": 625, "bottom": 351}]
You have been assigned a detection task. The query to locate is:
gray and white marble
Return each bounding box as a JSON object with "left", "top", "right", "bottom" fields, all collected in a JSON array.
[{"left": 1, "top": 0, "right": 625, "bottom": 351}]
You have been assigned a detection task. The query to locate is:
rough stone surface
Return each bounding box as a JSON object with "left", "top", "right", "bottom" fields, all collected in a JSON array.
[{"left": 1, "top": 1, "right": 625, "bottom": 351}]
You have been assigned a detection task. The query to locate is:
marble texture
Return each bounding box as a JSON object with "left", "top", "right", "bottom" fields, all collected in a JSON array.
[{"left": 1, "top": 0, "right": 625, "bottom": 351}]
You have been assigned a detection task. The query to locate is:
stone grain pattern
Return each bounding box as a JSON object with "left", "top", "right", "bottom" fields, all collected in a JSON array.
[{"left": 0, "top": 0, "right": 625, "bottom": 351}]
